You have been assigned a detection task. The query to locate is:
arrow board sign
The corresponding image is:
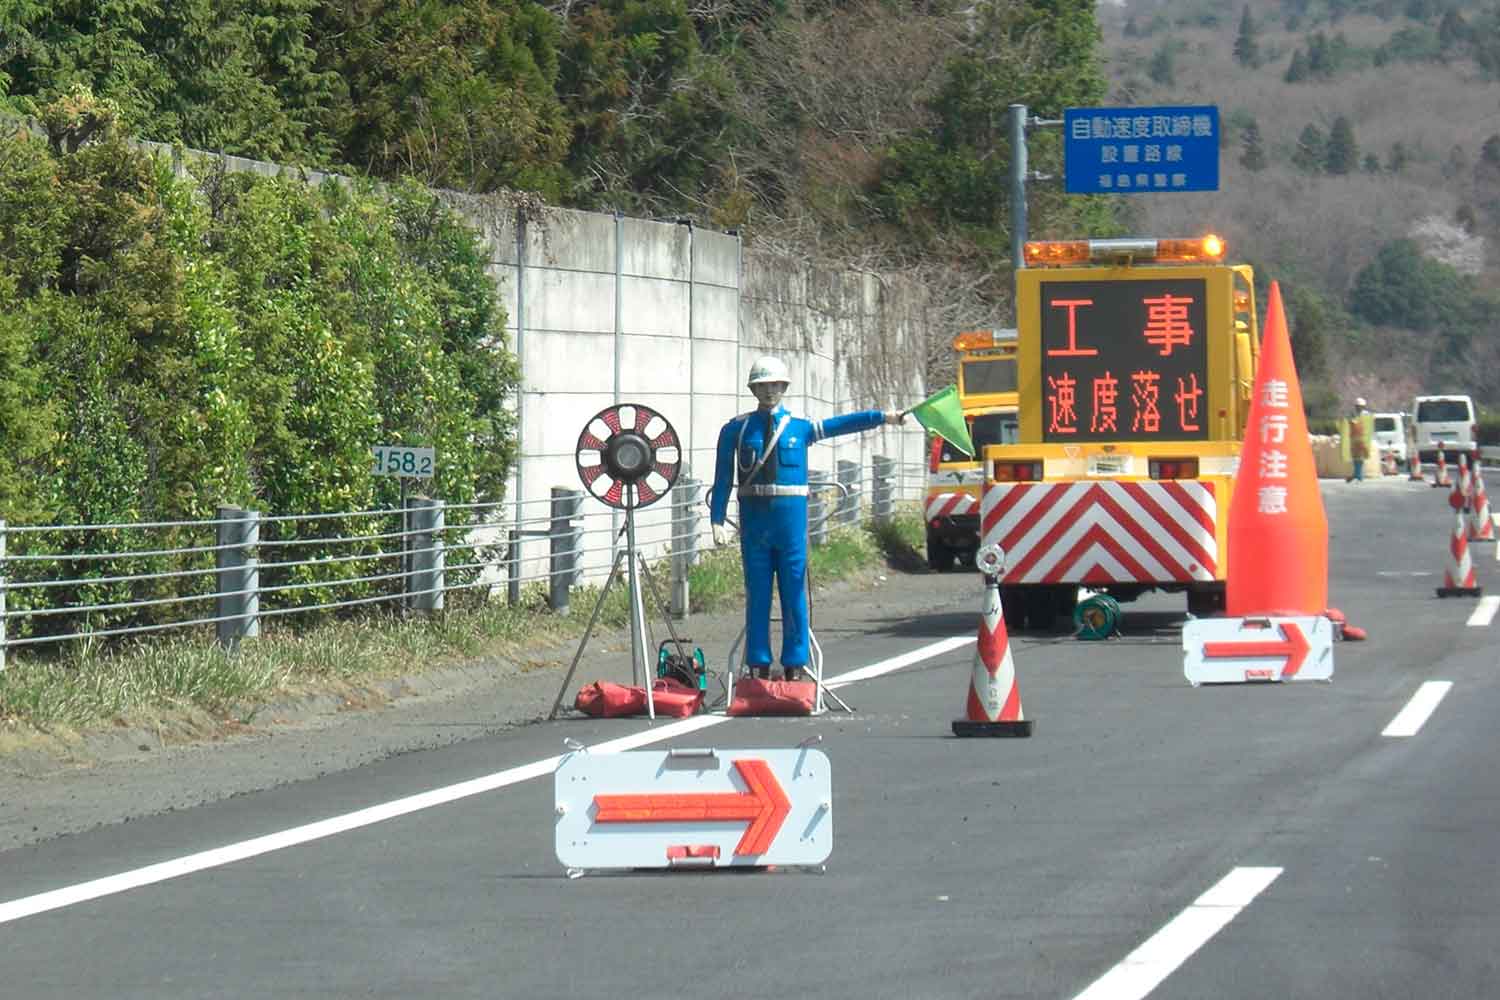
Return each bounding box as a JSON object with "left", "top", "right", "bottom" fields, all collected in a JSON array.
[
  {"left": 555, "top": 748, "right": 832, "bottom": 870},
  {"left": 1183, "top": 616, "right": 1333, "bottom": 685}
]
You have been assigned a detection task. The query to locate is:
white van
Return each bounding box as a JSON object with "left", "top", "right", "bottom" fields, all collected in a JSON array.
[
  {"left": 1411, "top": 394, "right": 1477, "bottom": 464},
  {"left": 1372, "top": 412, "right": 1407, "bottom": 465}
]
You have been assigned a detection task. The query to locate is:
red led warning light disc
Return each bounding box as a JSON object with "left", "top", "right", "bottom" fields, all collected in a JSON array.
[{"left": 574, "top": 403, "right": 682, "bottom": 510}]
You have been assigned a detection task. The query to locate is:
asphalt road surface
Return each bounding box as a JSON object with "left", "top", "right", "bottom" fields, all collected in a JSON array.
[{"left": 2, "top": 476, "right": 1496, "bottom": 999}]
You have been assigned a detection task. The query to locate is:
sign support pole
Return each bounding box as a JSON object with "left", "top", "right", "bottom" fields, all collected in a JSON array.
[{"left": 1009, "top": 103, "right": 1028, "bottom": 274}]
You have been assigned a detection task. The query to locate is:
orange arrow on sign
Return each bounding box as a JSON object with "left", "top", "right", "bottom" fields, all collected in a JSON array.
[
  {"left": 1202, "top": 621, "right": 1312, "bottom": 678},
  {"left": 592, "top": 758, "right": 792, "bottom": 856}
]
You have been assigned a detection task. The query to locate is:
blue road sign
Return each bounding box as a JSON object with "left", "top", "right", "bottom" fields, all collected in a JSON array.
[{"left": 1063, "top": 106, "right": 1219, "bottom": 195}]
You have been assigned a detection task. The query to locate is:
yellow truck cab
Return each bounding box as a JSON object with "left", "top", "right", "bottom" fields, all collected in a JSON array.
[
  {"left": 979, "top": 235, "right": 1259, "bottom": 630},
  {"left": 925, "top": 329, "right": 1019, "bottom": 570}
]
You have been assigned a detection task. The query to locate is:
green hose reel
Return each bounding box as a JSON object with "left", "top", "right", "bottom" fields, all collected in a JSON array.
[{"left": 1073, "top": 593, "right": 1121, "bottom": 640}]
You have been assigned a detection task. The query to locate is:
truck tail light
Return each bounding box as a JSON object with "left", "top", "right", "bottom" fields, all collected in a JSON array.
[
  {"left": 1149, "top": 458, "right": 1200, "bottom": 480},
  {"left": 992, "top": 460, "right": 1042, "bottom": 482},
  {"left": 928, "top": 436, "right": 942, "bottom": 473}
]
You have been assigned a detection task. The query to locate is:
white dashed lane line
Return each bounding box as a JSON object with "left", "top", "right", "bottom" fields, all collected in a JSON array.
[
  {"left": 1465, "top": 596, "right": 1500, "bottom": 627},
  {"left": 1071, "top": 867, "right": 1283, "bottom": 1000},
  {"left": 1382, "top": 680, "right": 1454, "bottom": 737}
]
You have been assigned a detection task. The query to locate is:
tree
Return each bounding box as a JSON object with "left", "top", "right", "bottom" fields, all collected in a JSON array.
[
  {"left": 1239, "top": 118, "right": 1267, "bottom": 171},
  {"left": 1325, "top": 115, "right": 1358, "bottom": 175},
  {"left": 1387, "top": 141, "right": 1409, "bottom": 172},
  {"left": 1285, "top": 49, "right": 1309, "bottom": 83},
  {"left": 1292, "top": 124, "right": 1326, "bottom": 172},
  {"left": 1362, "top": 152, "right": 1381, "bottom": 173},
  {"left": 1149, "top": 44, "right": 1175, "bottom": 85},
  {"left": 1439, "top": 9, "right": 1469, "bottom": 48},
  {"left": 1483, "top": 135, "right": 1500, "bottom": 167},
  {"left": 1234, "top": 6, "right": 1260, "bottom": 68}
]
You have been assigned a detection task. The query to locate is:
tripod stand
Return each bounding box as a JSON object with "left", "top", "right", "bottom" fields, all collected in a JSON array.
[{"left": 548, "top": 488, "right": 693, "bottom": 720}]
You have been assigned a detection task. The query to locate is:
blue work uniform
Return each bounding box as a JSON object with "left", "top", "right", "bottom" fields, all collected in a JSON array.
[{"left": 710, "top": 406, "right": 886, "bottom": 669}]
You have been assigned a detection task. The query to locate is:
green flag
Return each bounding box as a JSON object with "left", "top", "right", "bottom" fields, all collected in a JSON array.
[{"left": 908, "top": 385, "right": 974, "bottom": 457}]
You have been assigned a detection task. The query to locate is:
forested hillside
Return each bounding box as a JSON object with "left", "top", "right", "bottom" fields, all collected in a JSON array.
[
  {"left": 1098, "top": 0, "right": 1500, "bottom": 414},
  {"left": 0, "top": 0, "right": 1120, "bottom": 381},
  {"left": 10, "top": 1, "right": 1488, "bottom": 413}
]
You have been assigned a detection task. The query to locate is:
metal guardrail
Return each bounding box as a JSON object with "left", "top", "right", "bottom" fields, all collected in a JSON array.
[{"left": 0, "top": 456, "right": 913, "bottom": 668}]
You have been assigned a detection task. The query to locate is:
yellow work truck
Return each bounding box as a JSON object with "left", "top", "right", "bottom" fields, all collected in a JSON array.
[
  {"left": 924, "top": 329, "right": 1019, "bottom": 570},
  {"left": 979, "top": 235, "right": 1259, "bottom": 630}
]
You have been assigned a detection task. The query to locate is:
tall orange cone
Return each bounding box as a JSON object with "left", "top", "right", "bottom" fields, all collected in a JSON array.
[
  {"left": 1472, "top": 462, "right": 1494, "bottom": 541},
  {"left": 1434, "top": 448, "right": 1451, "bottom": 488},
  {"left": 1226, "top": 281, "right": 1328, "bottom": 616},
  {"left": 954, "top": 545, "right": 1031, "bottom": 737},
  {"left": 1457, "top": 453, "right": 1472, "bottom": 508},
  {"left": 1437, "top": 501, "right": 1481, "bottom": 597}
]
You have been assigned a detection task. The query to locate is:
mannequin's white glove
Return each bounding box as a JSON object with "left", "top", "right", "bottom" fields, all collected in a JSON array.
[
  {"left": 711, "top": 522, "right": 732, "bottom": 547},
  {"left": 884, "top": 411, "right": 906, "bottom": 426}
]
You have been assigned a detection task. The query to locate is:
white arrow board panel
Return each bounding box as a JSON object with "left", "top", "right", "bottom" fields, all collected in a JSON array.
[
  {"left": 555, "top": 748, "right": 832, "bottom": 871},
  {"left": 1183, "top": 616, "right": 1334, "bottom": 685}
]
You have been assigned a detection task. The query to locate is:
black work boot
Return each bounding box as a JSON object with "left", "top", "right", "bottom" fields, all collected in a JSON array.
[
  {"left": 783, "top": 666, "right": 804, "bottom": 682},
  {"left": 749, "top": 665, "right": 770, "bottom": 680}
]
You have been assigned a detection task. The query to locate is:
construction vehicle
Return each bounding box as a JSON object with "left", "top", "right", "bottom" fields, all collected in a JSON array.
[
  {"left": 978, "top": 235, "right": 1259, "bottom": 630},
  {"left": 925, "top": 328, "right": 1019, "bottom": 570}
]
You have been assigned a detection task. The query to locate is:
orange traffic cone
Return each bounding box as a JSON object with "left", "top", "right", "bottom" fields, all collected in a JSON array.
[
  {"left": 1408, "top": 451, "right": 1424, "bottom": 482},
  {"left": 1382, "top": 451, "right": 1397, "bottom": 476},
  {"left": 1434, "top": 448, "right": 1451, "bottom": 488},
  {"left": 1458, "top": 453, "right": 1472, "bottom": 506},
  {"left": 1437, "top": 504, "right": 1481, "bottom": 597},
  {"left": 1226, "top": 281, "right": 1328, "bottom": 616},
  {"left": 1471, "top": 461, "right": 1494, "bottom": 541},
  {"left": 953, "top": 574, "right": 1031, "bottom": 737}
]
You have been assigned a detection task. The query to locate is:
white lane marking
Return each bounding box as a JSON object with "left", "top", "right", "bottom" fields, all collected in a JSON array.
[
  {"left": 1071, "top": 866, "right": 1282, "bottom": 1000},
  {"left": 1466, "top": 596, "right": 1500, "bottom": 627},
  {"left": 0, "top": 635, "right": 974, "bottom": 925},
  {"left": 1382, "top": 680, "right": 1453, "bottom": 737}
]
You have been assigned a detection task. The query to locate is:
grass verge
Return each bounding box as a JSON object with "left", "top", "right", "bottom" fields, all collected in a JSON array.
[{"left": 0, "top": 509, "right": 927, "bottom": 733}]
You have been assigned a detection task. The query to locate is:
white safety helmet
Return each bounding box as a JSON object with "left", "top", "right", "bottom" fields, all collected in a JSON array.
[
  {"left": 747, "top": 355, "right": 790, "bottom": 387},
  {"left": 1355, "top": 397, "right": 1368, "bottom": 408}
]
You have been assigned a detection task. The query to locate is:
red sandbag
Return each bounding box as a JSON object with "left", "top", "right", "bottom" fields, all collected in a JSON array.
[
  {"left": 648, "top": 678, "right": 705, "bottom": 717},
  {"left": 727, "top": 677, "right": 816, "bottom": 717},
  {"left": 573, "top": 678, "right": 704, "bottom": 718},
  {"left": 574, "top": 681, "right": 646, "bottom": 718}
]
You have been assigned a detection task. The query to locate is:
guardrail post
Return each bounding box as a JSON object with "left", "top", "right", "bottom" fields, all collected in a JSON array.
[
  {"left": 670, "top": 476, "right": 701, "bottom": 619},
  {"left": 407, "top": 496, "right": 445, "bottom": 613},
  {"left": 507, "top": 529, "right": 522, "bottom": 605},
  {"left": 0, "top": 518, "right": 7, "bottom": 672},
  {"left": 872, "top": 455, "right": 895, "bottom": 525},
  {"left": 549, "top": 487, "right": 583, "bottom": 613},
  {"left": 809, "top": 471, "right": 831, "bottom": 547},
  {"left": 837, "top": 459, "right": 861, "bottom": 525},
  {"left": 216, "top": 506, "right": 260, "bottom": 650}
]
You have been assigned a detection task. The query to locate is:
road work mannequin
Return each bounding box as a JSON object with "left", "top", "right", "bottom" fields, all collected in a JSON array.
[{"left": 709, "top": 356, "right": 903, "bottom": 680}]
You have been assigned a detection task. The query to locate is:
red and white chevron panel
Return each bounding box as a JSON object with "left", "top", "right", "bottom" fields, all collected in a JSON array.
[
  {"left": 980, "top": 481, "right": 1218, "bottom": 584},
  {"left": 925, "top": 491, "right": 978, "bottom": 521}
]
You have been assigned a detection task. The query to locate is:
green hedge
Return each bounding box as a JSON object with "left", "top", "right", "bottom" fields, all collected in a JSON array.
[{"left": 0, "top": 92, "right": 518, "bottom": 640}]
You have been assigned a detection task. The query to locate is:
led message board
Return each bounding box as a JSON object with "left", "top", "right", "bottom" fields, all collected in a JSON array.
[{"left": 1038, "top": 278, "right": 1209, "bottom": 443}]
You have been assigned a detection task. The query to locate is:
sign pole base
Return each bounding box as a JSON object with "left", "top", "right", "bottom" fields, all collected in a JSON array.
[{"left": 952, "top": 719, "right": 1034, "bottom": 738}]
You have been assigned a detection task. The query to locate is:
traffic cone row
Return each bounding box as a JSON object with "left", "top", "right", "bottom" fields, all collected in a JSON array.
[{"left": 953, "top": 575, "right": 1031, "bottom": 738}]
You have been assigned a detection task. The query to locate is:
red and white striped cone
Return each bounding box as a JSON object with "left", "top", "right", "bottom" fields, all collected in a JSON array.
[
  {"left": 1434, "top": 449, "right": 1451, "bottom": 488},
  {"left": 1437, "top": 505, "right": 1482, "bottom": 597},
  {"left": 1458, "top": 453, "right": 1472, "bottom": 507},
  {"left": 1408, "top": 451, "right": 1424, "bottom": 482},
  {"left": 1471, "top": 463, "right": 1494, "bottom": 541},
  {"left": 954, "top": 548, "right": 1031, "bottom": 738},
  {"left": 1382, "top": 451, "right": 1397, "bottom": 476}
]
